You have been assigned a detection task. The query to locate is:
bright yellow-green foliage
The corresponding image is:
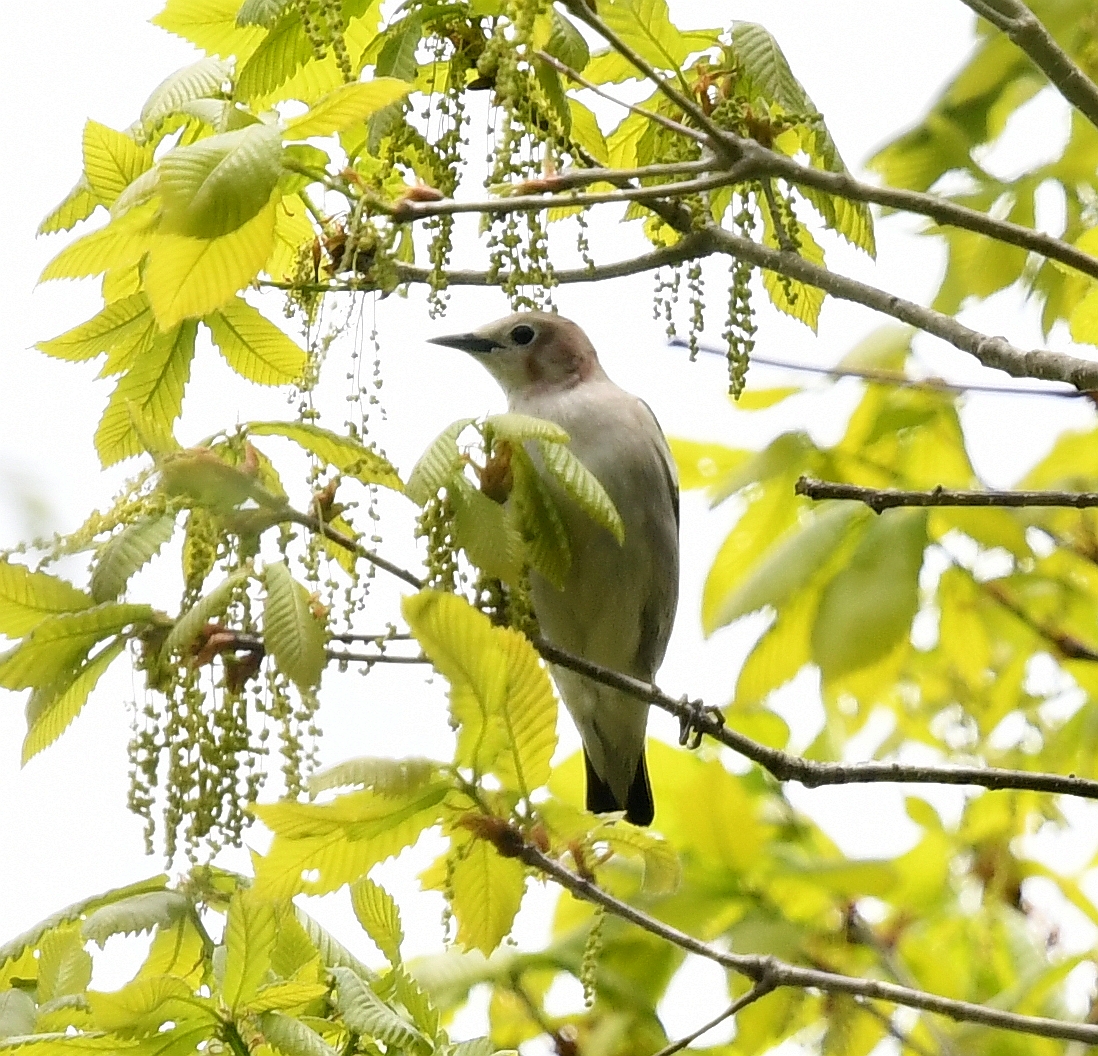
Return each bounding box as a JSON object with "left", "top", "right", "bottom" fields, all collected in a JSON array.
[{"left": 9, "top": 2, "right": 1098, "bottom": 1056}]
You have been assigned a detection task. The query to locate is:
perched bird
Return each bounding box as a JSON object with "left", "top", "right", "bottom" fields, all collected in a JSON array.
[{"left": 429, "top": 312, "right": 679, "bottom": 825}]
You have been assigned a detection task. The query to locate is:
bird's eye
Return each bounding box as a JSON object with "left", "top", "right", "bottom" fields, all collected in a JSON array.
[{"left": 510, "top": 324, "right": 535, "bottom": 345}]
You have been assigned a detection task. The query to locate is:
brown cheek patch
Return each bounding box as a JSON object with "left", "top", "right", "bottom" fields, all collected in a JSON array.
[{"left": 525, "top": 350, "right": 543, "bottom": 383}]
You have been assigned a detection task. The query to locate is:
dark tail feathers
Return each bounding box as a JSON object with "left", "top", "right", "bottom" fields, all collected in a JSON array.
[{"left": 584, "top": 750, "right": 654, "bottom": 826}]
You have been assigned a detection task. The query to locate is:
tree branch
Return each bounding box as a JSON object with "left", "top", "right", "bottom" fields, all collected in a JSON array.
[
  {"left": 650, "top": 984, "right": 774, "bottom": 1056},
  {"left": 796, "top": 477, "right": 1098, "bottom": 511},
  {"left": 956, "top": 0, "right": 1098, "bottom": 132},
  {"left": 515, "top": 840, "right": 1098, "bottom": 1044}
]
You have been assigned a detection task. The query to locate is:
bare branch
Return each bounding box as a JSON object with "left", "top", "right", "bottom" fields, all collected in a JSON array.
[
  {"left": 516, "top": 840, "right": 1098, "bottom": 1044},
  {"left": 650, "top": 985, "right": 775, "bottom": 1056},
  {"left": 673, "top": 335, "right": 1089, "bottom": 398},
  {"left": 290, "top": 509, "right": 425, "bottom": 590},
  {"left": 796, "top": 476, "right": 1098, "bottom": 511},
  {"left": 956, "top": 0, "right": 1098, "bottom": 132},
  {"left": 326, "top": 649, "right": 429, "bottom": 665}
]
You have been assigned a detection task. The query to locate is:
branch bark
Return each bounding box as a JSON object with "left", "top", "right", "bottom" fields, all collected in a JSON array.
[{"left": 796, "top": 476, "right": 1098, "bottom": 511}]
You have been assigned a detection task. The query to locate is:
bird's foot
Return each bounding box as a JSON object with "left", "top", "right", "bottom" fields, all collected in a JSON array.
[{"left": 677, "top": 695, "right": 723, "bottom": 750}]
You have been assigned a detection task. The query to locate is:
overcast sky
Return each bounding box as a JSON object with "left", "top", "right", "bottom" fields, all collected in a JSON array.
[{"left": 4, "top": 0, "right": 1097, "bottom": 1040}]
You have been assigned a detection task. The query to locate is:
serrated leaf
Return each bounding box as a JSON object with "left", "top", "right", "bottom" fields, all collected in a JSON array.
[
  {"left": 284, "top": 80, "right": 413, "bottom": 139},
  {"left": 811, "top": 509, "right": 926, "bottom": 679},
  {"left": 39, "top": 199, "right": 159, "bottom": 282},
  {"left": 253, "top": 783, "right": 449, "bottom": 897},
  {"left": 204, "top": 297, "right": 306, "bottom": 385},
  {"left": 350, "top": 877, "right": 403, "bottom": 965},
  {"left": 146, "top": 194, "right": 277, "bottom": 328},
  {"left": 38, "top": 177, "right": 100, "bottom": 235},
  {"left": 91, "top": 515, "right": 178, "bottom": 603},
  {"left": 510, "top": 445, "right": 570, "bottom": 589},
  {"left": 247, "top": 421, "right": 403, "bottom": 490},
  {"left": 159, "top": 124, "right": 283, "bottom": 238},
  {"left": 483, "top": 413, "right": 568, "bottom": 445},
  {"left": 546, "top": 9, "right": 589, "bottom": 73},
  {"left": 308, "top": 757, "right": 439, "bottom": 798},
  {"left": 450, "top": 478, "right": 524, "bottom": 585},
  {"left": 258, "top": 1011, "right": 340, "bottom": 1056},
  {"left": 36, "top": 294, "right": 154, "bottom": 364},
  {"left": 796, "top": 181, "right": 876, "bottom": 258},
  {"left": 152, "top": 0, "right": 267, "bottom": 61},
  {"left": 143, "top": 57, "right": 233, "bottom": 126},
  {"left": 263, "top": 561, "right": 326, "bottom": 690},
  {"left": 0, "top": 604, "right": 154, "bottom": 692},
  {"left": 82, "top": 892, "right": 191, "bottom": 948},
  {"left": 567, "top": 99, "right": 609, "bottom": 166},
  {"left": 222, "top": 892, "right": 277, "bottom": 1011},
  {"left": 237, "top": 0, "right": 294, "bottom": 26},
  {"left": 760, "top": 205, "right": 826, "bottom": 331},
  {"left": 596, "top": 0, "right": 717, "bottom": 72},
  {"left": 406, "top": 418, "right": 474, "bottom": 505},
  {"left": 236, "top": 10, "right": 312, "bottom": 100},
  {"left": 594, "top": 823, "right": 680, "bottom": 894},
  {"left": 332, "top": 968, "right": 429, "bottom": 1053},
  {"left": 0, "top": 563, "right": 92, "bottom": 638},
  {"left": 291, "top": 908, "right": 376, "bottom": 982},
  {"left": 82, "top": 121, "right": 155, "bottom": 207},
  {"left": 249, "top": 981, "right": 328, "bottom": 1013},
  {"left": 731, "top": 22, "right": 810, "bottom": 112},
  {"left": 94, "top": 321, "right": 197, "bottom": 466},
  {"left": 22, "top": 637, "right": 127, "bottom": 763},
  {"left": 449, "top": 839, "right": 525, "bottom": 957},
  {"left": 162, "top": 567, "right": 253, "bottom": 657},
  {"left": 537, "top": 440, "right": 624, "bottom": 543},
  {"left": 86, "top": 975, "right": 208, "bottom": 1037},
  {"left": 37, "top": 928, "right": 92, "bottom": 1003},
  {"left": 0, "top": 991, "right": 36, "bottom": 1041}
]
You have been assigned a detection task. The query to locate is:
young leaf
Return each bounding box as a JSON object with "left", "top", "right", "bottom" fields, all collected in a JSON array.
[
  {"left": 91, "top": 515, "right": 178, "bottom": 603},
  {"left": 141, "top": 57, "right": 234, "bottom": 126},
  {"left": 263, "top": 561, "right": 327, "bottom": 690},
  {"left": 82, "top": 891, "right": 191, "bottom": 947},
  {"left": 0, "top": 562, "right": 92, "bottom": 638},
  {"left": 237, "top": 0, "right": 294, "bottom": 27},
  {"left": 448, "top": 839, "right": 525, "bottom": 956},
  {"left": 87, "top": 975, "right": 209, "bottom": 1036},
  {"left": 483, "top": 412, "right": 568, "bottom": 445},
  {"left": 94, "top": 321, "right": 198, "bottom": 466},
  {"left": 235, "top": 9, "right": 312, "bottom": 101},
  {"left": 204, "top": 297, "right": 307, "bottom": 385},
  {"left": 39, "top": 176, "right": 100, "bottom": 235},
  {"left": 593, "top": 823, "right": 681, "bottom": 894},
  {"left": 145, "top": 194, "right": 278, "bottom": 328},
  {"left": 545, "top": 8, "right": 589, "bottom": 73},
  {"left": 0, "top": 990, "right": 36, "bottom": 1040},
  {"left": 152, "top": 0, "right": 267, "bottom": 61},
  {"left": 82, "top": 121, "right": 155, "bottom": 207},
  {"left": 258, "top": 1011, "right": 340, "bottom": 1056},
  {"left": 37, "top": 927, "right": 92, "bottom": 1002},
  {"left": 333, "top": 967, "right": 429, "bottom": 1052},
  {"left": 537, "top": 439, "right": 624, "bottom": 543},
  {"left": 284, "top": 79, "right": 414, "bottom": 139},
  {"left": 39, "top": 199, "right": 159, "bottom": 282},
  {"left": 596, "top": 0, "right": 716, "bottom": 71},
  {"left": 811, "top": 509, "right": 927, "bottom": 679},
  {"left": 450, "top": 477, "right": 524, "bottom": 585},
  {"left": 247, "top": 421, "right": 404, "bottom": 491},
  {"left": 510, "top": 444, "right": 570, "bottom": 590},
  {"left": 162, "top": 566, "right": 253, "bottom": 658},
  {"left": 22, "top": 637, "right": 127, "bottom": 763},
  {"left": 405, "top": 418, "right": 474, "bottom": 505},
  {"left": 760, "top": 206, "right": 826, "bottom": 331},
  {"left": 350, "top": 876, "right": 404, "bottom": 965},
  {"left": 222, "top": 891, "right": 278, "bottom": 1011},
  {"left": 308, "top": 756, "right": 439, "bottom": 798},
  {"left": 36, "top": 294, "right": 153, "bottom": 364}
]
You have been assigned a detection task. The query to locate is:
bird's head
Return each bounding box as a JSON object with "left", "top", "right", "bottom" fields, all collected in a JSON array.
[{"left": 428, "top": 311, "right": 603, "bottom": 400}]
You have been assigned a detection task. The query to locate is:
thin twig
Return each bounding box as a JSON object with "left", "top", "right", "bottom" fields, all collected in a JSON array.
[
  {"left": 671, "top": 335, "right": 1088, "bottom": 398},
  {"left": 292, "top": 509, "right": 425, "bottom": 590},
  {"left": 650, "top": 985, "right": 774, "bottom": 1056},
  {"left": 326, "top": 649, "right": 429, "bottom": 665},
  {"left": 796, "top": 477, "right": 1098, "bottom": 512},
  {"left": 515, "top": 841, "right": 1098, "bottom": 1044}
]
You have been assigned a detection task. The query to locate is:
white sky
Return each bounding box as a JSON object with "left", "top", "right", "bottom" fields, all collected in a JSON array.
[{"left": 3, "top": 0, "right": 1098, "bottom": 1044}]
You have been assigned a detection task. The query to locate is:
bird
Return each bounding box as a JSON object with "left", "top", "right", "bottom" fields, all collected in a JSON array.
[{"left": 428, "top": 311, "right": 679, "bottom": 825}]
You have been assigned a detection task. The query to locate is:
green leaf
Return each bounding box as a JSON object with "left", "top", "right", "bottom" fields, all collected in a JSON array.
[
  {"left": 205, "top": 297, "right": 307, "bottom": 385},
  {"left": 94, "top": 321, "right": 197, "bottom": 466},
  {"left": 0, "top": 991, "right": 36, "bottom": 1041},
  {"left": 483, "top": 413, "right": 568, "bottom": 445},
  {"left": 284, "top": 79, "right": 414, "bottom": 139},
  {"left": 247, "top": 421, "right": 404, "bottom": 490},
  {"left": 38, "top": 176, "right": 100, "bottom": 235},
  {"left": 82, "top": 891, "right": 191, "bottom": 947},
  {"left": 448, "top": 839, "right": 525, "bottom": 957},
  {"left": 91, "top": 515, "right": 178, "bottom": 603},
  {"left": 145, "top": 194, "right": 278, "bottom": 327},
  {"left": 734, "top": 386, "right": 802, "bottom": 410},
  {"left": 152, "top": 0, "right": 267, "bottom": 60},
  {"left": 308, "top": 756, "right": 440, "bottom": 798},
  {"left": 546, "top": 9, "right": 589, "bottom": 73},
  {"left": 39, "top": 199, "right": 159, "bottom": 282},
  {"left": 594, "top": 823, "right": 681, "bottom": 894},
  {"left": 36, "top": 294, "right": 154, "bottom": 364},
  {"left": 350, "top": 877, "right": 404, "bottom": 965},
  {"left": 0, "top": 562, "right": 92, "bottom": 639},
  {"left": 159, "top": 124, "right": 284, "bottom": 238},
  {"left": 222, "top": 891, "right": 277, "bottom": 1011},
  {"left": 82, "top": 121, "right": 155, "bottom": 207},
  {"left": 37, "top": 927, "right": 92, "bottom": 1002},
  {"left": 596, "top": 0, "right": 716, "bottom": 72},
  {"left": 87, "top": 975, "right": 210, "bottom": 1037},
  {"left": 162, "top": 567, "right": 253, "bottom": 658},
  {"left": 258, "top": 1011, "right": 340, "bottom": 1056},
  {"left": 712, "top": 502, "right": 866, "bottom": 631},
  {"left": 450, "top": 477, "right": 524, "bottom": 585},
  {"left": 510, "top": 445, "right": 571, "bottom": 589},
  {"left": 668, "top": 438, "right": 750, "bottom": 494},
  {"left": 537, "top": 439, "right": 624, "bottom": 543},
  {"left": 263, "top": 561, "right": 327, "bottom": 690},
  {"left": 235, "top": 9, "right": 312, "bottom": 100},
  {"left": 142, "top": 57, "right": 234, "bottom": 125},
  {"left": 405, "top": 418, "right": 474, "bottom": 505},
  {"left": 332, "top": 967, "right": 429, "bottom": 1053},
  {"left": 568, "top": 100, "right": 608, "bottom": 166},
  {"left": 254, "top": 783, "right": 449, "bottom": 897},
  {"left": 811, "top": 509, "right": 927, "bottom": 679},
  {"left": 730, "top": 22, "right": 811, "bottom": 112},
  {"left": 23, "top": 637, "right": 127, "bottom": 763},
  {"left": 760, "top": 204, "right": 826, "bottom": 331}
]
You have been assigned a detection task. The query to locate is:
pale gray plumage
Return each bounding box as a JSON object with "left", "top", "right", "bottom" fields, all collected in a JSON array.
[{"left": 429, "top": 311, "right": 679, "bottom": 825}]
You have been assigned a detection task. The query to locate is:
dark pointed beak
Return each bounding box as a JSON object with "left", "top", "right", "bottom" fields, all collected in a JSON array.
[{"left": 427, "top": 332, "right": 503, "bottom": 354}]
